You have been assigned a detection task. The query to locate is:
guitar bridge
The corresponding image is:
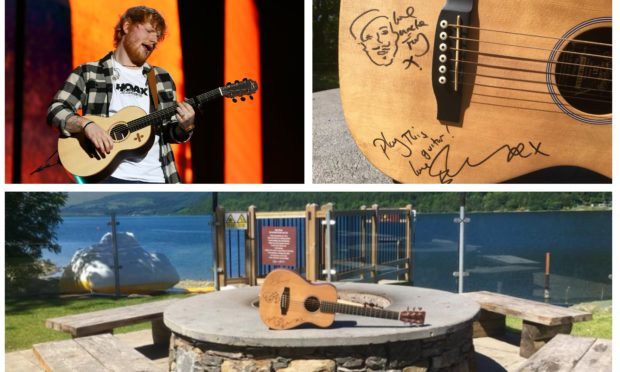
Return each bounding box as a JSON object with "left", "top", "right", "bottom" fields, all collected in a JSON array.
[
  {"left": 431, "top": 0, "right": 475, "bottom": 124},
  {"left": 280, "top": 287, "right": 290, "bottom": 315}
]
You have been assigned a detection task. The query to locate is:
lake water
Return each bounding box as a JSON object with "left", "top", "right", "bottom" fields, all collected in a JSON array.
[{"left": 46, "top": 211, "right": 611, "bottom": 305}]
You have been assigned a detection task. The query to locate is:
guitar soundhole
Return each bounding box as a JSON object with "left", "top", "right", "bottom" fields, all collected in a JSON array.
[
  {"left": 304, "top": 297, "right": 320, "bottom": 312},
  {"left": 555, "top": 26, "right": 611, "bottom": 115},
  {"left": 110, "top": 123, "right": 130, "bottom": 142}
]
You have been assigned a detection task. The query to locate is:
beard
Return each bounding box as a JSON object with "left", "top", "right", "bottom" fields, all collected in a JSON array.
[{"left": 123, "top": 35, "right": 150, "bottom": 66}]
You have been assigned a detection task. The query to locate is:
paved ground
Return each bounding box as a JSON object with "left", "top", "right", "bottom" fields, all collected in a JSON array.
[
  {"left": 7, "top": 329, "right": 526, "bottom": 371},
  {"left": 313, "top": 89, "right": 392, "bottom": 184}
]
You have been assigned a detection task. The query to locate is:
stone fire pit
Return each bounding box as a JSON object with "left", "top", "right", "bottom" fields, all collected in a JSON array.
[{"left": 164, "top": 283, "right": 480, "bottom": 371}]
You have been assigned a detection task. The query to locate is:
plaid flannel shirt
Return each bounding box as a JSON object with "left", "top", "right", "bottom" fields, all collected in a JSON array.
[{"left": 47, "top": 51, "right": 191, "bottom": 183}]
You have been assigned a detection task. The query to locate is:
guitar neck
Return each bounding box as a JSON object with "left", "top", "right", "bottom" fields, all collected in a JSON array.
[
  {"left": 125, "top": 87, "right": 223, "bottom": 132},
  {"left": 320, "top": 301, "right": 400, "bottom": 321}
]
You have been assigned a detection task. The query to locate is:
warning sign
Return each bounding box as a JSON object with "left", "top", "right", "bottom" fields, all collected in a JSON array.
[
  {"left": 261, "top": 226, "right": 296, "bottom": 266},
  {"left": 225, "top": 213, "right": 248, "bottom": 229}
]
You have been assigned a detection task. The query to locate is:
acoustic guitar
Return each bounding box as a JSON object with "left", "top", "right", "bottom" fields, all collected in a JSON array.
[
  {"left": 338, "top": 0, "right": 611, "bottom": 183},
  {"left": 57, "top": 78, "right": 258, "bottom": 182},
  {"left": 259, "top": 269, "right": 425, "bottom": 330}
]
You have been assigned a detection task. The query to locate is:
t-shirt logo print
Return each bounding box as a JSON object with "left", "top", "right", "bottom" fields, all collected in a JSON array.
[{"left": 115, "top": 83, "right": 148, "bottom": 97}]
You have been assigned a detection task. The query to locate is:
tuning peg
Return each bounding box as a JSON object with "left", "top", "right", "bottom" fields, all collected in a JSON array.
[
  {"left": 235, "top": 80, "right": 239, "bottom": 84},
  {"left": 232, "top": 98, "right": 237, "bottom": 103},
  {"left": 243, "top": 78, "right": 247, "bottom": 81},
  {"left": 227, "top": 82, "right": 231, "bottom": 86},
  {"left": 241, "top": 97, "right": 246, "bottom": 102},
  {"left": 249, "top": 95, "right": 254, "bottom": 100}
]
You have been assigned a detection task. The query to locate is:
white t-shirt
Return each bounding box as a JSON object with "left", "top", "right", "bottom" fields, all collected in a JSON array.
[{"left": 108, "top": 62, "right": 165, "bottom": 183}]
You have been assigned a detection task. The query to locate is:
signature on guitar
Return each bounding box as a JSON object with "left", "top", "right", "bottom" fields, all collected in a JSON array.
[
  {"left": 411, "top": 142, "right": 550, "bottom": 184},
  {"left": 373, "top": 126, "right": 550, "bottom": 184}
]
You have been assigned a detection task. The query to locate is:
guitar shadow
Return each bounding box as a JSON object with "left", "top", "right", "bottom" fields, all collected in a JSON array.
[
  {"left": 295, "top": 321, "right": 359, "bottom": 329},
  {"left": 321, "top": 321, "right": 431, "bottom": 329},
  {"left": 349, "top": 323, "right": 431, "bottom": 329}
]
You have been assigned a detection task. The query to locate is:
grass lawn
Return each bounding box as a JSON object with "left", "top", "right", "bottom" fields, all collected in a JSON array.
[
  {"left": 5, "top": 293, "right": 192, "bottom": 352},
  {"left": 505, "top": 300, "right": 612, "bottom": 339}
]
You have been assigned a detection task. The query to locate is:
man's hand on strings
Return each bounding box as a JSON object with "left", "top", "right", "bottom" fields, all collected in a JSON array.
[{"left": 84, "top": 122, "right": 114, "bottom": 154}]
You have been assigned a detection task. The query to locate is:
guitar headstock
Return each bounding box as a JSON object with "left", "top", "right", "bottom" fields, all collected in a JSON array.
[
  {"left": 222, "top": 78, "right": 258, "bottom": 103},
  {"left": 399, "top": 307, "right": 426, "bottom": 326}
]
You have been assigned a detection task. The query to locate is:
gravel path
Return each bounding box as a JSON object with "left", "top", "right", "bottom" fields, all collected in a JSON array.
[{"left": 312, "top": 89, "right": 392, "bottom": 184}]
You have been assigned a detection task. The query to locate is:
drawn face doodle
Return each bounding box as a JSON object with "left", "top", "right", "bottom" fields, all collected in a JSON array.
[
  {"left": 350, "top": 9, "right": 399, "bottom": 67},
  {"left": 361, "top": 17, "right": 399, "bottom": 66}
]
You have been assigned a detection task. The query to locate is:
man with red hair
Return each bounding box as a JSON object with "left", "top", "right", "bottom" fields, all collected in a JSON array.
[{"left": 48, "top": 6, "right": 195, "bottom": 183}]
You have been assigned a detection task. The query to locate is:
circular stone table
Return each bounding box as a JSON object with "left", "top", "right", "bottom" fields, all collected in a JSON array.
[{"left": 165, "top": 283, "right": 480, "bottom": 371}]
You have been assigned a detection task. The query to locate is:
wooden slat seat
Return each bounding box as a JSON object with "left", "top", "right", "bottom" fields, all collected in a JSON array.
[
  {"left": 516, "top": 334, "right": 611, "bottom": 372},
  {"left": 461, "top": 291, "right": 592, "bottom": 358},
  {"left": 46, "top": 299, "right": 178, "bottom": 344},
  {"left": 33, "top": 333, "right": 159, "bottom": 371}
]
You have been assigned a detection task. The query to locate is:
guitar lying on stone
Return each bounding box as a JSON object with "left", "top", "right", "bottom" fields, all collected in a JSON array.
[
  {"left": 58, "top": 78, "right": 258, "bottom": 182},
  {"left": 259, "top": 269, "right": 426, "bottom": 330}
]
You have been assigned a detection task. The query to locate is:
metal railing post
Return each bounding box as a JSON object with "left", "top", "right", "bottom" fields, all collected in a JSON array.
[
  {"left": 108, "top": 212, "right": 121, "bottom": 298},
  {"left": 371, "top": 204, "right": 378, "bottom": 282},
  {"left": 405, "top": 204, "right": 412, "bottom": 283}
]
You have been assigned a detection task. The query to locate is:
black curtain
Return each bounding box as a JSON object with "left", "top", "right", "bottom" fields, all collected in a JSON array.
[{"left": 178, "top": 1, "right": 305, "bottom": 183}]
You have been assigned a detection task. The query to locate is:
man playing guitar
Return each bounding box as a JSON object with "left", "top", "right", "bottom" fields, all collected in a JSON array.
[{"left": 47, "top": 5, "right": 195, "bottom": 183}]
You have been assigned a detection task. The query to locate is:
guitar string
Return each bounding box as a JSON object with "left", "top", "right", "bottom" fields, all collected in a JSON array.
[
  {"left": 107, "top": 90, "right": 221, "bottom": 137},
  {"left": 448, "top": 36, "right": 612, "bottom": 59},
  {"left": 461, "top": 83, "right": 612, "bottom": 116},
  {"left": 470, "top": 93, "right": 610, "bottom": 110},
  {"left": 425, "top": 25, "right": 611, "bottom": 116},
  {"left": 458, "top": 65, "right": 612, "bottom": 85},
  {"left": 447, "top": 24, "right": 612, "bottom": 47},
  {"left": 460, "top": 81, "right": 612, "bottom": 115},
  {"left": 448, "top": 51, "right": 613, "bottom": 93},
  {"left": 274, "top": 299, "right": 413, "bottom": 318},
  {"left": 280, "top": 297, "right": 424, "bottom": 312},
  {"left": 460, "top": 80, "right": 607, "bottom": 98},
  {"left": 470, "top": 91, "right": 611, "bottom": 106},
  {"left": 471, "top": 92, "right": 567, "bottom": 105},
  {"left": 450, "top": 47, "right": 613, "bottom": 69},
  {"left": 105, "top": 83, "right": 255, "bottom": 137},
  {"left": 469, "top": 100, "right": 587, "bottom": 114},
  {"left": 454, "top": 70, "right": 613, "bottom": 95},
  {"left": 453, "top": 59, "right": 611, "bottom": 80}
]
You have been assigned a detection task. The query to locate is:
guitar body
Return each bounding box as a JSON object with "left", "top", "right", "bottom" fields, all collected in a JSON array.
[
  {"left": 339, "top": 0, "right": 611, "bottom": 183},
  {"left": 259, "top": 269, "right": 338, "bottom": 330},
  {"left": 58, "top": 106, "right": 154, "bottom": 182}
]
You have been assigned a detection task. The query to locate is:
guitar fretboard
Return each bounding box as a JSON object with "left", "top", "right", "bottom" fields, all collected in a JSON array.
[
  {"left": 124, "top": 88, "right": 223, "bottom": 133},
  {"left": 320, "top": 301, "right": 400, "bottom": 320}
]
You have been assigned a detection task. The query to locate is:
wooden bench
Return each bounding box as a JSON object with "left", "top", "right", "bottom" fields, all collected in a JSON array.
[
  {"left": 516, "top": 334, "right": 611, "bottom": 371},
  {"left": 461, "top": 291, "right": 592, "bottom": 357},
  {"left": 46, "top": 299, "right": 178, "bottom": 345},
  {"left": 33, "top": 333, "right": 159, "bottom": 371}
]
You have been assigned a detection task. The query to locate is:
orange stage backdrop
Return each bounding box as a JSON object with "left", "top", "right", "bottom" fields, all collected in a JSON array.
[
  {"left": 224, "top": 0, "right": 262, "bottom": 183},
  {"left": 68, "top": 0, "right": 192, "bottom": 182}
]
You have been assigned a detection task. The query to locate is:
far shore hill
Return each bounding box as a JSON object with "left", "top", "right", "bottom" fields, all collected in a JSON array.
[{"left": 60, "top": 192, "right": 611, "bottom": 217}]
